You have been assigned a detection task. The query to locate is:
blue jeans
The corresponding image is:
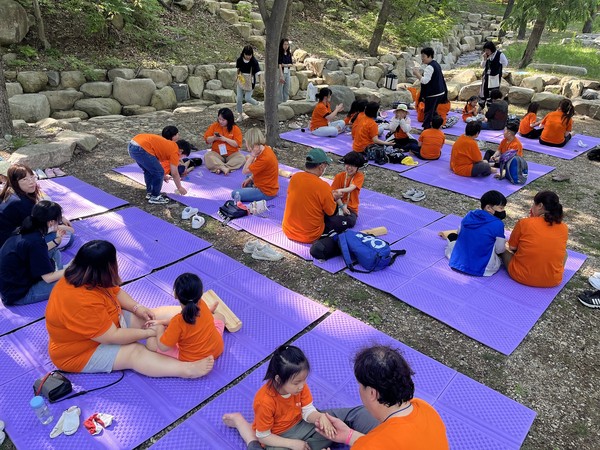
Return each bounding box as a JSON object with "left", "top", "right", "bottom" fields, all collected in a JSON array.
[
  {"left": 13, "top": 250, "right": 62, "bottom": 305},
  {"left": 236, "top": 84, "right": 258, "bottom": 113},
  {"left": 231, "top": 187, "right": 276, "bottom": 202},
  {"left": 311, "top": 120, "right": 345, "bottom": 137},
  {"left": 280, "top": 70, "right": 291, "bottom": 103},
  {"left": 128, "top": 142, "right": 164, "bottom": 196}
]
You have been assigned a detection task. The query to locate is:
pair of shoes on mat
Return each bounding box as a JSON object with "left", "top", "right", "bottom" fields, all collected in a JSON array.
[
  {"left": 589, "top": 272, "right": 600, "bottom": 290},
  {"left": 402, "top": 188, "right": 426, "bottom": 202},
  {"left": 577, "top": 290, "right": 600, "bottom": 309},
  {"left": 50, "top": 406, "right": 81, "bottom": 438},
  {"left": 243, "top": 240, "right": 283, "bottom": 261}
]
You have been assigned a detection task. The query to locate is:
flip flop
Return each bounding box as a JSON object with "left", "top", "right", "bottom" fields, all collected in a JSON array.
[
  {"left": 52, "top": 168, "right": 66, "bottom": 177},
  {"left": 44, "top": 168, "right": 56, "bottom": 178}
]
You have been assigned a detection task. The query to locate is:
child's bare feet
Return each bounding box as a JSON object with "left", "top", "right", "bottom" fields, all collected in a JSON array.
[
  {"left": 223, "top": 413, "right": 256, "bottom": 444},
  {"left": 222, "top": 167, "right": 231, "bottom": 175},
  {"left": 189, "top": 355, "right": 214, "bottom": 378}
]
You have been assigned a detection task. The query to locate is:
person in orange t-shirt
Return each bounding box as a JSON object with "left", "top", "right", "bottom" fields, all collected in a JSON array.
[
  {"left": 310, "top": 88, "right": 346, "bottom": 137},
  {"left": 502, "top": 191, "right": 568, "bottom": 287},
  {"left": 204, "top": 108, "right": 245, "bottom": 174},
  {"left": 314, "top": 345, "right": 449, "bottom": 450},
  {"left": 282, "top": 148, "right": 345, "bottom": 243},
  {"left": 223, "top": 345, "right": 339, "bottom": 450},
  {"left": 128, "top": 132, "right": 188, "bottom": 204},
  {"left": 519, "top": 102, "right": 542, "bottom": 139},
  {"left": 414, "top": 115, "right": 445, "bottom": 160},
  {"left": 344, "top": 99, "right": 367, "bottom": 132},
  {"left": 450, "top": 121, "right": 494, "bottom": 177},
  {"left": 539, "top": 99, "right": 574, "bottom": 147},
  {"left": 144, "top": 273, "right": 224, "bottom": 362},
  {"left": 46, "top": 240, "right": 216, "bottom": 378},
  {"left": 352, "top": 102, "right": 390, "bottom": 153},
  {"left": 232, "top": 128, "right": 279, "bottom": 202},
  {"left": 485, "top": 121, "right": 523, "bottom": 167},
  {"left": 331, "top": 151, "right": 366, "bottom": 228},
  {"left": 462, "top": 96, "right": 482, "bottom": 123}
]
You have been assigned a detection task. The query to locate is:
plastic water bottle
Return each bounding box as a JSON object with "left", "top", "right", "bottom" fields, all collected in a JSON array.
[
  {"left": 30, "top": 396, "right": 53, "bottom": 425},
  {"left": 233, "top": 191, "right": 241, "bottom": 206}
]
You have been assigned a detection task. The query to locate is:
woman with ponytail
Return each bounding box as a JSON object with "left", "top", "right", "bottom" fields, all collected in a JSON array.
[
  {"left": 144, "top": 272, "right": 225, "bottom": 363},
  {"left": 539, "top": 99, "right": 575, "bottom": 147},
  {"left": 0, "top": 201, "right": 65, "bottom": 305},
  {"left": 502, "top": 191, "right": 568, "bottom": 287}
]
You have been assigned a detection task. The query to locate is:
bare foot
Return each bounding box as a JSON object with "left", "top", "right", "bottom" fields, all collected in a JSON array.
[
  {"left": 223, "top": 413, "right": 256, "bottom": 444},
  {"left": 222, "top": 167, "right": 231, "bottom": 175},
  {"left": 189, "top": 355, "right": 214, "bottom": 378},
  {"left": 212, "top": 169, "right": 221, "bottom": 175}
]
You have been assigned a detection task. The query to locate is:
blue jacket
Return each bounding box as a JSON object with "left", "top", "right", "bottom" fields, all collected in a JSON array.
[{"left": 449, "top": 209, "right": 505, "bottom": 276}]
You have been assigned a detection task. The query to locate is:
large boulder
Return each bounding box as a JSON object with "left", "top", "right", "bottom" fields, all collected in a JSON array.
[
  {"left": 458, "top": 82, "right": 482, "bottom": 101},
  {"left": 572, "top": 99, "right": 600, "bottom": 120},
  {"left": 329, "top": 86, "right": 355, "bottom": 112},
  {"left": 9, "top": 94, "right": 51, "bottom": 122},
  {"left": 544, "top": 85, "right": 562, "bottom": 94},
  {"left": 248, "top": 35, "right": 265, "bottom": 51},
  {"left": 352, "top": 87, "right": 382, "bottom": 103},
  {"left": 40, "top": 89, "right": 84, "bottom": 111},
  {"left": 8, "top": 142, "right": 74, "bottom": 168},
  {"left": 520, "top": 76, "right": 544, "bottom": 93},
  {"left": 323, "top": 70, "right": 346, "bottom": 86},
  {"left": 540, "top": 74, "right": 561, "bottom": 86},
  {"left": 218, "top": 68, "right": 239, "bottom": 90},
  {"left": 80, "top": 82, "right": 113, "bottom": 98},
  {"left": 0, "top": 0, "right": 29, "bottom": 45},
  {"left": 243, "top": 104, "right": 295, "bottom": 121},
  {"left": 562, "top": 79, "right": 584, "bottom": 98},
  {"left": 452, "top": 69, "right": 478, "bottom": 84},
  {"left": 325, "top": 59, "right": 339, "bottom": 71},
  {"left": 151, "top": 86, "right": 178, "bottom": 110},
  {"left": 446, "top": 82, "right": 463, "bottom": 101},
  {"left": 289, "top": 76, "right": 300, "bottom": 97},
  {"left": 122, "top": 105, "right": 157, "bottom": 116},
  {"left": 205, "top": 79, "right": 222, "bottom": 90},
  {"left": 304, "top": 57, "right": 326, "bottom": 77},
  {"left": 283, "top": 100, "right": 316, "bottom": 115},
  {"left": 202, "top": 89, "right": 236, "bottom": 103},
  {"left": 508, "top": 86, "right": 535, "bottom": 105},
  {"left": 582, "top": 89, "right": 600, "bottom": 100},
  {"left": 293, "top": 49, "right": 308, "bottom": 63},
  {"left": 52, "top": 110, "right": 89, "bottom": 120},
  {"left": 170, "top": 83, "right": 190, "bottom": 102},
  {"left": 138, "top": 69, "right": 173, "bottom": 88},
  {"left": 531, "top": 92, "right": 566, "bottom": 110},
  {"left": 170, "top": 65, "right": 189, "bottom": 83},
  {"left": 353, "top": 63, "right": 365, "bottom": 79},
  {"left": 378, "top": 88, "right": 412, "bottom": 107},
  {"left": 74, "top": 98, "right": 122, "bottom": 117},
  {"left": 16, "top": 72, "right": 48, "bottom": 93},
  {"left": 187, "top": 76, "right": 205, "bottom": 98},
  {"left": 345, "top": 73, "right": 361, "bottom": 88},
  {"left": 6, "top": 82, "right": 23, "bottom": 98},
  {"left": 107, "top": 68, "right": 135, "bottom": 81},
  {"left": 112, "top": 77, "right": 156, "bottom": 106},
  {"left": 508, "top": 71, "right": 529, "bottom": 87},
  {"left": 295, "top": 71, "right": 311, "bottom": 90},
  {"left": 529, "top": 63, "right": 587, "bottom": 76},
  {"left": 219, "top": 8, "right": 238, "bottom": 24},
  {"left": 60, "top": 71, "right": 86, "bottom": 89},
  {"left": 54, "top": 130, "right": 98, "bottom": 152},
  {"left": 194, "top": 64, "right": 217, "bottom": 81},
  {"left": 360, "top": 80, "right": 378, "bottom": 90},
  {"left": 364, "top": 66, "right": 383, "bottom": 83}
]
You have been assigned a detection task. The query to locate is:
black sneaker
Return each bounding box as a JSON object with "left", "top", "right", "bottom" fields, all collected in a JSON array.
[
  {"left": 148, "top": 195, "right": 169, "bottom": 205},
  {"left": 577, "top": 290, "right": 600, "bottom": 309},
  {"left": 145, "top": 193, "right": 151, "bottom": 200}
]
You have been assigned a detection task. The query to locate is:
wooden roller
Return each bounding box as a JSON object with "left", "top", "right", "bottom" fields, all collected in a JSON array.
[
  {"left": 438, "top": 229, "right": 458, "bottom": 239},
  {"left": 278, "top": 168, "right": 292, "bottom": 178},
  {"left": 359, "top": 226, "right": 387, "bottom": 236},
  {"left": 202, "top": 290, "right": 242, "bottom": 333}
]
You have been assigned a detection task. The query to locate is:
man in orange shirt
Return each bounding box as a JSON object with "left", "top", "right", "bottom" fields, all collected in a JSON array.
[
  {"left": 450, "top": 121, "right": 494, "bottom": 177},
  {"left": 316, "top": 345, "right": 449, "bottom": 449},
  {"left": 128, "top": 133, "right": 189, "bottom": 204},
  {"left": 282, "top": 148, "right": 345, "bottom": 244}
]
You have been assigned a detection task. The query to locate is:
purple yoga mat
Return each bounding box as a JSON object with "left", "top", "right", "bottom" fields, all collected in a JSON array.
[
  {"left": 38, "top": 176, "right": 128, "bottom": 220},
  {"left": 399, "top": 151, "right": 555, "bottom": 199},
  {"left": 517, "top": 133, "right": 600, "bottom": 160},
  {"left": 153, "top": 311, "right": 535, "bottom": 450},
  {"left": 347, "top": 214, "right": 588, "bottom": 354},
  {"left": 0, "top": 249, "right": 328, "bottom": 449}
]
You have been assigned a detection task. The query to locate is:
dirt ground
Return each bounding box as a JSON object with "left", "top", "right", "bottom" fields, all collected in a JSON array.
[{"left": 1, "top": 100, "right": 599, "bottom": 449}]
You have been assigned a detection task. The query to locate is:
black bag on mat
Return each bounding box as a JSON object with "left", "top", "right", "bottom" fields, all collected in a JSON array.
[{"left": 218, "top": 200, "right": 248, "bottom": 225}]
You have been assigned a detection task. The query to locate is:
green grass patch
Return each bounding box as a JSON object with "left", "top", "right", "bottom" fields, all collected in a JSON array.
[
  {"left": 503, "top": 40, "right": 600, "bottom": 79},
  {"left": 467, "top": 0, "right": 506, "bottom": 16}
]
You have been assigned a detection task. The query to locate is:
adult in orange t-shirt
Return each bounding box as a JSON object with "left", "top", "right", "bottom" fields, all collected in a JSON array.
[
  {"left": 344, "top": 99, "right": 367, "bottom": 133},
  {"left": 45, "top": 240, "right": 216, "bottom": 378},
  {"left": 314, "top": 345, "right": 449, "bottom": 450},
  {"left": 203, "top": 107, "right": 245, "bottom": 174},
  {"left": 518, "top": 102, "right": 542, "bottom": 139},
  {"left": 310, "top": 88, "right": 345, "bottom": 137},
  {"left": 282, "top": 148, "right": 344, "bottom": 243},
  {"left": 502, "top": 191, "right": 568, "bottom": 287},
  {"left": 232, "top": 127, "right": 279, "bottom": 202},
  {"left": 128, "top": 132, "right": 188, "bottom": 203},
  {"left": 414, "top": 115, "right": 445, "bottom": 160},
  {"left": 144, "top": 273, "right": 224, "bottom": 362},
  {"left": 352, "top": 102, "right": 390, "bottom": 153},
  {"left": 539, "top": 99, "right": 574, "bottom": 148},
  {"left": 331, "top": 151, "right": 366, "bottom": 229},
  {"left": 450, "top": 121, "right": 493, "bottom": 177}
]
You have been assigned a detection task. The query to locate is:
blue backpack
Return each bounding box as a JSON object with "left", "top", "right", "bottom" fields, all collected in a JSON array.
[
  {"left": 337, "top": 231, "right": 405, "bottom": 272},
  {"left": 499, "top": 153, "right": 528, "bottom": 185}
]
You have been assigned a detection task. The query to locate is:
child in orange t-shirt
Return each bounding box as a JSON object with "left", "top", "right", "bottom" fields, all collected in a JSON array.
[
  {"left": 331, "top": 151, "right": 366, "bottom": 228},
  {"left": 450, "top": 121, "right": 494, "bottom": 177},
  {"left": 462, "top": 96, "right": 483, "bottom": 123},
  {"left": 413, "top": 115, "right": 445, "bottom": 160},
  {"left": 519, "top": 102, "right": 542, "bottom": 139},
  {"left": 352, "top": 102, "right": 390, "bottom": 153},
  {"left": 223, "top": 345, "right": 336, "bottom": 449},
  {"left": 539, "top": 99, "right": 574, "bottom": 148},
  {"left": 486, "top": 121, "right": 523, "bottom": 169},
  {"left": 144, "top": 273, "right": 225, "bottom": 362}
]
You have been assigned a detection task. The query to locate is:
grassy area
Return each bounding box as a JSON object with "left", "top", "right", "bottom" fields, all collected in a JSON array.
[{"left": 468, "top": 0, "right": 507, "bottom": 16}]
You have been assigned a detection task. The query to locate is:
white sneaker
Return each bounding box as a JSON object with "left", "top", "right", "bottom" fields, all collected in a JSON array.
[
  {"left": 252, "top": 244, "right": 283, "bottom": 261},
  {"left": 243, "top": 239, "right": 261, "bottom": 254},
  {"left": 402, "top": 188, "right": 417, "bottom": 199},
  {"left": 237, "top": 113, "right": 244, "bottom": 122},
  {"left": 191, "top": 215, "right": 205, "bottom": 229},
  {"left": 409, "top": 190, "right": 426, "bottom": 202},
  {"left": 248, "top": 200, "right": 269, "bottom": 216},
  {"left": 35, "top": 168, "right": 47, "bottom": 180},
  {"left": 182, "top": 206, "right": 199, "bottom": 220},
  {"left": 589, "top": 272, "right": 600, "bottom": 290}
]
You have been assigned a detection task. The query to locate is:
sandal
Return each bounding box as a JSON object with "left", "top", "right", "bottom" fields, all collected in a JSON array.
[{"left": 552, "top": 173, "right": 570, "bottom": 182}]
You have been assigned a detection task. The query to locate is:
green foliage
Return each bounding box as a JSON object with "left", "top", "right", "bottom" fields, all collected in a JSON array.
[
  {"left": 10, "top": 136, "right": 28, "bottom": 150},
  {"left": 6, "top": 59, "right": 28, "bottom": 68},
  {"left": 506, "top": 0, "right": 592, "bottom": 30},
  {"left": 392, "top": 9, "right": 456, "bottom": 45},
  {"left": 18, "top": 45, "right": 38, "bottom": 59},
  {"left": 236, "top": 2, "right": 252, "bottom": 19}
]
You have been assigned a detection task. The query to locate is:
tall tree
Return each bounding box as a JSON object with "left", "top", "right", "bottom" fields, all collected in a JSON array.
[
  {"left": 368, "top": 0, "right": 391, "bottom": 56},
  {"left": 32, "top": 0, "right": 51, "bottom": 49},
  {"left": 498, "top": 0, "right": 516, "bottom": 38},
  {"left": 280, "top": 0, "right": 294, "bottom": 40},
  {"left": 582, "top": 1, "right": 598, "bottom": 33},
  {"left": 257, "top": 0, "right": 291, "bottom": 146},
  {"left": 0, "top": 60, "right": 15, "bottom": 138}
]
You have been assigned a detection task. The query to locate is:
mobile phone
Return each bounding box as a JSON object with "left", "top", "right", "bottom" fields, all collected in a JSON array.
[{"left": 214, "top": 132, "right": 221, "bottom": 137}]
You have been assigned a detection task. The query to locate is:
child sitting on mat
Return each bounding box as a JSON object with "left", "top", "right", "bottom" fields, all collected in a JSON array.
[
  {"left": 462, "top": 96, "right": 483, "bottom": 123},
  {"left": 412, "top": 115, "right": 445, "bottom": 160},
  {"left": 223, "top": 345, "right": 337, "bottom": 450},
  {"left": 450, "top": 121, "right": 495, "bottom": 177},
  {"left": 445, "top": 190, "right": 507, "bottom": 277},
  {"left": 144, "top": 273, "right": 225, "bottom": 362},
  {"left": 331, "top": 151, "right": 366, "bottom": 229},
  {"left": 518, "top": 102, "right": 542, "bottom": 139},
  {"left": 484, "top": 121, "right": 523, "bottom": 167}
]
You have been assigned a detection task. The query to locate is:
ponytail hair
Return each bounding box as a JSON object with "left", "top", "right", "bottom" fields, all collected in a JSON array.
[
  {"left": 264, "top": 345, "right": 310, "bottom": 391},
  {"left": 558, "top": 99, "right": 574, "bottom": 125},
  {"left": 534, "top": 190, "right": 563, "bottom": 225},
  {"left": 174, "top": 273, "right": 203, "bottom": 325},
  {"left": 317, "top": 88, "right": 332, "bottom": 102},
  {"left": 19, "top": 200, "right": 62, "bottom": 236}
]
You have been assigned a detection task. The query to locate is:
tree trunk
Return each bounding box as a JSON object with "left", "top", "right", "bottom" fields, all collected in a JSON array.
[
  {"left": 582, "top": 17, "right": 593, "bottom": 33},
  {"left": 498, "top": 0, "right": 515, "bottom": 38},
  {"left": 281, "top": 0, "right": 294, "bottom": 40},
  {"left": 519, "top": 17, "right": 546, "bottom": 68},
  {"left": 367, "top": 0, "right": 391, "bottom": 57},
  {"left": 0, "top": 60, "right": 15, "bottom": 138},
  {"left": 517, "top": 14, "right": 527, "bottom": 40},
  {"left": 257, "top": 0, "right": 290, "bottom": 146},
  {"left": 32, "top": 0, "right": 51, "bottom": 50}
]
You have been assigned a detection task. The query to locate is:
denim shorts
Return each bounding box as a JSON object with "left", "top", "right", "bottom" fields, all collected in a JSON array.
[{"left": 81, "top": 311, "right": 132, "bottom": 373}]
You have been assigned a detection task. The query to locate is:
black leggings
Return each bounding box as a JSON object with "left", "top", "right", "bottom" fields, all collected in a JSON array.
[
  {"left": 520, "top": 129, "right": 542, "bottom": 139},
  {"left": 539, "top": 133, "right": 571, "bottom": 148}
]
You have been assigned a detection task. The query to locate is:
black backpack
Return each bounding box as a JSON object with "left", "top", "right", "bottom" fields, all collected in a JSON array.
[
  {"left": 365, "top": 144, "right": 389, "bottom": 165},
  {"left": 217, "top": 200, "right": 248, "bottom": 225},
  {"left": 588, "top": 147, "right": 600, "bottom": 161}
]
